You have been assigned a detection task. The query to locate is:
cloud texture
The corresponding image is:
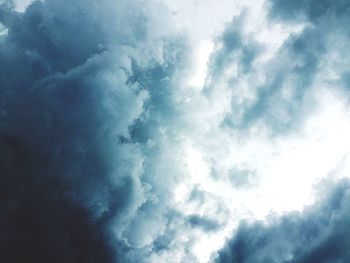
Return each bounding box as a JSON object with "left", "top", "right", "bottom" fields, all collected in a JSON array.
[
  {"left": 216, "top": 179, "right": 350, "bottom": 263},
  {"left": 213, "top": 0, "right": 350, "bottom": 261},
  {"left": 1, "top": 0, "right": 350, "bottom": 262},
  {"left": 0, "top": 0, "right": 189, "bottom": 261}
]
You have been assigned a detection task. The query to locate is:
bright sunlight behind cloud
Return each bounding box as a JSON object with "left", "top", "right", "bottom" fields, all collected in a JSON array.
[{"left": 1, "top": 0, "right": 350, "bottom": 262}]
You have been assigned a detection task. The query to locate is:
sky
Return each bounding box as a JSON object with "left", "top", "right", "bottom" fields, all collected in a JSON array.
[{"left": 1, "top": 0, "right": 350, "bottom": 262}]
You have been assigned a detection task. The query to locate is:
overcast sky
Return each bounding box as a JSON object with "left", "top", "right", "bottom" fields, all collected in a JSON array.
[{"left": 1, "top": 0, "right": 350, "bottom": 262}]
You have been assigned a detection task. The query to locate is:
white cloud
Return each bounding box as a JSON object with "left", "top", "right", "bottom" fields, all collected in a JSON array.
[
  {"left": 154, "top": 1, "right": 350, "bottom": 260},
  {"left": 13, "top": 0, "right": 33, "bottom": 12}
]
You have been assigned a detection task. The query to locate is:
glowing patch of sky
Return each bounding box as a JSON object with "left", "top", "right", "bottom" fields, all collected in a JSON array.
[
  {"left": 157, "top": 1, "right": 350, "bottom": 261},
  {"left": 175, "top": 87, "right": 350, "bottom": 262}
]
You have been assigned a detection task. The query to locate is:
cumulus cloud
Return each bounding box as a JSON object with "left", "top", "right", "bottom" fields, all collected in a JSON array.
[
  {"left": 211, "top": 0, "right": 350, "bottom": 261},
  {"left": 202, "top": 0, "right": 350, "bottom": 135},
  {"left": 215, "top": 179, "right": 350, "bottom": 263},
  {"left": 0, "top": 0, "right": 191, "bottom": 261},
  {"left": 2, "top": 0, "right": 350, "bottom": 262}
]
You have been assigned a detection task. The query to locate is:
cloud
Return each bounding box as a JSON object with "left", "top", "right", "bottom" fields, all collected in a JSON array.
[
  {"left": 269, "top": 0, "right": 350, "bottom": 23},
  {"left": 215, "top": 179, "right": 350, "bottom": 263},
  {"left": 187, "top": 214, "right": 221, "bottom": 232},
  {"left": 209, "top": 0, "right": 350, "bottom": 261},
  {"left": 202, "top": 0, "right": 350, "bottom": 136},
  {"left": 0, "top": 0, "right": 192, "bottom": 262},
  {"left": 2, "top": 0, "right": 350, "bottom": 261}
]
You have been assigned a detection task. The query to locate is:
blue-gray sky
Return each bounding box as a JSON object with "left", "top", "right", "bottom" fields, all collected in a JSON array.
[{"left": 1, "top": 0, "right": 350, "bottom": 262}]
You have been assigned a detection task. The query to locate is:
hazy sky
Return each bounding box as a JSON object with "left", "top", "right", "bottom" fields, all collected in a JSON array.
[{"left": 1, "top": 0, "right": 350, "bottom": 262}]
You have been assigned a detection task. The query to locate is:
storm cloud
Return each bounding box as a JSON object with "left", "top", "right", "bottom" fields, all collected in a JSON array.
[
  {"left": 1, "top": 0, "right": 350, "bottom": 262},
  {"left": 0, "top": 0, "right": 190, "bottom": 261}
]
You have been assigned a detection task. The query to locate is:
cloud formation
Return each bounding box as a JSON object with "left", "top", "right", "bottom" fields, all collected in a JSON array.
[
  {"left": 212, "top": 0, "right": 350, "bottom": 261},
  {"left": 1, "top": 0, "right": 350, "bottom": 262},
  {"left": 0, "top": 0, "right": 190, "bottom": 261},
  {"left": 215, "top": 179, "right": 350, "bottom": 263}
]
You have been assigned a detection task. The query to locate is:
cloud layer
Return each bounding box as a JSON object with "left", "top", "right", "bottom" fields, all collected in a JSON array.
[
  {"left": 1, "top": 0, "right": 350, "bottom": 262},
  {"left": 0, "top": 0, "right": 188, "bottom": 261}
]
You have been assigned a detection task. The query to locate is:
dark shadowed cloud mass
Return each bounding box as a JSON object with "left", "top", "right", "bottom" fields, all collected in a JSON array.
[{"left": 0, "top": 0, "right": 189, "bottom": 261}]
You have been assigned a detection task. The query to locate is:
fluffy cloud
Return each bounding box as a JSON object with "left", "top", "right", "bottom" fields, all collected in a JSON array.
[
  {"left": 0, "top": 0, "right": 191, "bottom": 261},
  {"left": 215, "top": 179, "right": 350, "bottom": 263},
  {"left": 212, "top": 0, "right": 350, "bottom": 261},
  {"left": 1, "top": 0, "right": 350, "bottom": 262}
]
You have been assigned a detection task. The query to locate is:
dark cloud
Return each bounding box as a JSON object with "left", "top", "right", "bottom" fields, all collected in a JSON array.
[
  {"left": 269, "top": 0, "right": 350, "bottom": 23},
  {"left": 215, "top": 179, "right": 350, "bottom": 263},
  {"left": 0, "top": 0, "right": 188, "bottom": 262},
  {"left": 206, "top": 12, "right": 263, "bottom": 87},
  {"left": 211, "top": 21, "right": 323, "bottom": 134},
  {"left": 2, "top": 0, "right": 350, "bottom": 261},
  {"left": 187, "top": 215, "right": 221, "bottom": 232}
]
